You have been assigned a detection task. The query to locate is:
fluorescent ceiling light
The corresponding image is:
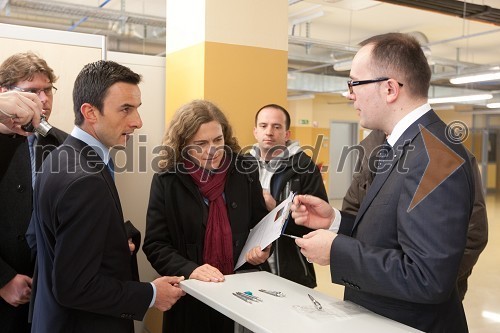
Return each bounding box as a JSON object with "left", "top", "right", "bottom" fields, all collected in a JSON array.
[
  {"left": 428, "top": 94, "right": 493, "bottom": 104},
  {"left": 290, "top": 10, "right": 324, "bottom": 25},
  {"left": 287, "top": 94, "right": 315, "bottom": 100},
  {"left": 333, "top": 59, "right": 352, "bottom": 71},
  {"left": 487, "top": 102, "right": 500, "bottom": 108},
  {"left": 450, "top": 72, "right": 500, "bottom": 84}
]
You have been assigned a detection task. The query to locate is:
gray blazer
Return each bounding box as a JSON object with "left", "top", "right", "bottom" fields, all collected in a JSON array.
[{"left": 333, "top": 110, "right": 473, "bottom": 333}]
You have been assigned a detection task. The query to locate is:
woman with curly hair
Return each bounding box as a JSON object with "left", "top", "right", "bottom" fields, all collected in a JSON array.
[{"left": 143, "top": 99, "right": 270, "bottom": 333}]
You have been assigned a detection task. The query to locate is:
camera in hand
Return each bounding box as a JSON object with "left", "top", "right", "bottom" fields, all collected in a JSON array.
[{"left": 21, "top": 115, "right": 52, "bottom": 137}]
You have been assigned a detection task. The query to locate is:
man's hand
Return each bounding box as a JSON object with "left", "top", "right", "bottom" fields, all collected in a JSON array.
[
  {"left": 152, "top": 276, "right": 186, "bottom": 311},
  {"left": 295, "top": 230, "right": 337, "bottom": 266},
  {"left": 127, "top": 238, "right": 135, "bottom": 255},
  {"left": 245, "top": 245, "right": 271, "bottom": 265},
  {"left": 189, "top": 264, "right": 225, "bottom": 282},
  {"left": 0, "top": 274, "right": 32, "bottom": 307},
  {"left": 291, "top": 194, "right": 334, "bottom": 230},
  {"left": 262, "top": 190, "right": 276, "bottom": 211},
  {"left": 0, "top": 91, "right": 43, "bottom": 136}
]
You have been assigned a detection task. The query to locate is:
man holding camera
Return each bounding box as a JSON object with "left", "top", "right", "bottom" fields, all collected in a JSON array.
[{"left": 0, "top": 52, "right": 67, "bottom": 333}]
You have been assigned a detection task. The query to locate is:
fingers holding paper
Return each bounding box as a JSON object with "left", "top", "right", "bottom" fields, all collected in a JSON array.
[
  {"left": 245, "top": 245, "right": 271, "bottom": 265},
  {"left": 291, "top": 194, "right": 335, "bottom": 230},
  {"left": 295, "top": 229, "right": 336, "bottom": 266}
]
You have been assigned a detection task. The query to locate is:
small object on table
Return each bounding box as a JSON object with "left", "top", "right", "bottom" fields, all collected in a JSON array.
[
  {"left": 233, "top": 292, "right": 253, "bottom": 304},
  {"left": 308, "top": 293, "right": 323, "bottom": 310},
  {"left": 258, "top": 289, "right": 286, "bottom": 297}
]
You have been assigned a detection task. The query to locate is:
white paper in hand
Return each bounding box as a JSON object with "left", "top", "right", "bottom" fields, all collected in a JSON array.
[{"left": 235, "top": 192, "right": 295, "bottom": 270}]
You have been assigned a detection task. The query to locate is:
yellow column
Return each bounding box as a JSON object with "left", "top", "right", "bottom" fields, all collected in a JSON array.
[{"left": 165, "top": 0, "right": 288, "bottom": 147}]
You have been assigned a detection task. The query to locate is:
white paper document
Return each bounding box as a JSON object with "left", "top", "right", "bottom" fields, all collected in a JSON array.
[{"left": 235, "top": 192, "right": 295, "bottom": 270}]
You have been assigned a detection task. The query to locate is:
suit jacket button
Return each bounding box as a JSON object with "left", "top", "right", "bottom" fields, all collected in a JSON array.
[
  {"left": 16, "top": 184, "right": 25, "bottom": 193},
  {"left": 231, "top": 202, "right": 238, "bottom": 209}
]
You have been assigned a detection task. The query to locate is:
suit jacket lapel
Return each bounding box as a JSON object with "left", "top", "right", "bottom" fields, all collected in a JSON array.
[
  {"left": 35, "top": 128, "right": 67, "bottom": 170},
  {"left": 36, "top": 134, "right": 56, "bottom": 170},
  {"left": 65, "top": 136, "right": 124, "bottom": 218},
  {"left": 352, "top": 110, "right": 440, "bottom": 233}
]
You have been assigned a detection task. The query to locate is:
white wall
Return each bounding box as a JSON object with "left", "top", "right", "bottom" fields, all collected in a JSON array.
[
  {"left": 108, "top": 51, "right": 166, "bottom": 333},
  {"left": 0, "top": 23, "right": 105, "bottom": 132}
]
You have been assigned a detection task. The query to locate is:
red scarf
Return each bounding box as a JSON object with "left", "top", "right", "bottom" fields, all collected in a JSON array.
[{"left": 185, "top": 156, "right": 234, "bottom": 275}]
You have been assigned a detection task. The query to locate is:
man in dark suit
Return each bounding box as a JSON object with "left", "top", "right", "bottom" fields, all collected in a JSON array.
[
  {"left": 291, "top": 33, "right": 474, "bottom": 332},
  {"left": 0, "top": 52, "right": 67, "bottom": 333},
  {"left": 342, "top": 129, "right": 488, "bottom": 300},
  {"left": 29, "top": 60, "right": 184, "bottom": 333}
]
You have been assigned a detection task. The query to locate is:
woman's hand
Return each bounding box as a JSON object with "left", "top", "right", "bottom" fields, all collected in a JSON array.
[{"left": 189, "top": 264, "right": 225, "bottom": 282}]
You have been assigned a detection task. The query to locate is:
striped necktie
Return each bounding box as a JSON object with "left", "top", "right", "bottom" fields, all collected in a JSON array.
[{"left": 27, "top": 134, "right": 37, "bottom": 187}]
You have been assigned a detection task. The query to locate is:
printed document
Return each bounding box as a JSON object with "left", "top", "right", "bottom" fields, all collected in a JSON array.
[{"left": 235, "top": 192, "right": 295, "bottom": 270}]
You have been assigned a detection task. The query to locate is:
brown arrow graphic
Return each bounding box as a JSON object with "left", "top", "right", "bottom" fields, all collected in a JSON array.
[{"left": 408, "top": 125, "right": 465, "bottom": 212}]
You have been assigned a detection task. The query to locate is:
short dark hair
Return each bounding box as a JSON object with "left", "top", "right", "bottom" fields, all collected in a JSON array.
[
  {"left": 255, "top": 104, "right": 291, "bottom": 130},
  {"left": 73, "top": 60, "right": 141, "bottom": 125},
  {"left": 359, "top": 32, "right": 431, "bottom": 98}
]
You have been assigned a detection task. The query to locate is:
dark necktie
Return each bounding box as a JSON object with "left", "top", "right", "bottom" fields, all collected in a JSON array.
[
  {"left": 375, "top": 140, "right": 393, "bottom": 174},
  {"left": 107, "top": 157, "right": 115, "bottom": 181}
]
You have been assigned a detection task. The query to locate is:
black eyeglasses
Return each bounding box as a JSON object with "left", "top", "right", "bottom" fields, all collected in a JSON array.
[
  {"left": 347, "top": 77, "right": 403, "bottom": 94},
  {"left": 10, "top": 85, "right": 57, "bottom": 96}
]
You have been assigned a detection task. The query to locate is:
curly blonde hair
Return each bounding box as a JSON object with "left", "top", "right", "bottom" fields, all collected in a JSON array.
[{"left": 158, "top": 99, "right": 241, "bottom": 171}]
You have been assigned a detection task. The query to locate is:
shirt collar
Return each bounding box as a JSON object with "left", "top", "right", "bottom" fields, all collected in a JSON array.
[
  {"left": 387, "top": 103, "right": 431, "bottom": 147},
  {"left": 70, "top": 126, "right": 110, "bottom": 164}
]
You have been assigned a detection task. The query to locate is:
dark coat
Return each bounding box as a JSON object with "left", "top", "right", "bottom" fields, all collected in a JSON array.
[
  {"left": 0, "top": 127, "right": 67, "bottom": 333},
  {"left": 30, "top": 135, "right": 152, "bottom": 333},
  {"left": 143, "top": 154, "right": 269, "bottom": 333},
  {"left": 333, "top": 111, "right": 473, "bottom": 332},
  {"left": 253, "top": 150, "right": 328, "bottom": 288}
]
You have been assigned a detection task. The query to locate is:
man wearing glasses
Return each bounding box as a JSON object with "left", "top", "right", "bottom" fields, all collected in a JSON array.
[
  {"left": 291, "top": 33, "right": 474, "bottom": 332},
  {"left": 0, "top": 52, "right": 67, "bottom": 333}
]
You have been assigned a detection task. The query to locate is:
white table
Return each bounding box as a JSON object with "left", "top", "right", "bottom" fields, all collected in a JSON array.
[{"left": 180, "top": 271, "right": 422, "bottom": 333}]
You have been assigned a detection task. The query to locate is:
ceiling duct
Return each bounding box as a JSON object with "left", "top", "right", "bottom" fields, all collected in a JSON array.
[
  {"left": 1, "top": 0, "right": 166, "bottom": 55},
  {"left": 8, "top": 0, "right": 165, "bottom": 27},
  {"left": 377, "top": 0, "right": 500, "bottom": 26}
]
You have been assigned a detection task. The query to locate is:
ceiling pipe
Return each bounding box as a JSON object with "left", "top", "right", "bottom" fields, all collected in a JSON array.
[
  {"left": 9, "top": 0, "right": 165, "bottom": 27},
  {"left": 69, "top": 0, "right": 112, "bottom": 31}
]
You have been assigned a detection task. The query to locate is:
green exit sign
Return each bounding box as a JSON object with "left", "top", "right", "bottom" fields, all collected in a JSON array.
[{"left": 299, "top": 119, "right": 309, "bottom": 125}]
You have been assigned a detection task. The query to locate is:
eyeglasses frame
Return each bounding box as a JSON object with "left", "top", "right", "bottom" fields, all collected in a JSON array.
[
  {"left": 10, "top": 85, "right": 57, "bottom": 96},
  {"left": 347, "top": 77, "right": 403, "bottom": 94}
]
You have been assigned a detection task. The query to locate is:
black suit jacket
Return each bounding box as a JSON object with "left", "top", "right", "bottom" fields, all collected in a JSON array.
[
  {"left": 331, "top": 111, "right": 473, "bottom": 333},
  {"left": 0, "top": 128, "right": 67, "bottom": 333},
  {"left": 30, "top": 135, "right": 152, "bottom": 333}
]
